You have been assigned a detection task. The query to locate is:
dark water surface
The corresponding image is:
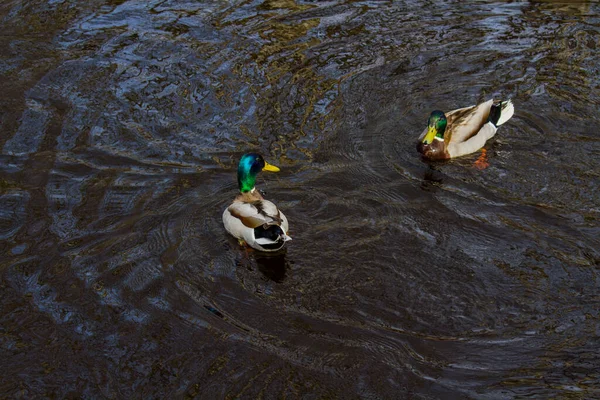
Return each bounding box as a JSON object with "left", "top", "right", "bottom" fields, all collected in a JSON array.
[{"left": 1, "top": 0, "right": 600, "bottom": 398}]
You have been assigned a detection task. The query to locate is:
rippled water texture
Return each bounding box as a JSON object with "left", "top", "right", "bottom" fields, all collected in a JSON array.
[{"left": 1, "top": 0, "right": 600, "bottom": 398}]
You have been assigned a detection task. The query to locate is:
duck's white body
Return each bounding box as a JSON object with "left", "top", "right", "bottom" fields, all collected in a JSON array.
[{"left": 223, "top": 190, "right": 290, "bottom": 252}]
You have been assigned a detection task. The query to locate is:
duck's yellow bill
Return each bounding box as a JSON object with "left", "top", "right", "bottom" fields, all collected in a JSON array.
[
  {"left": 423, "top": 126, "right": 437, "bottom": 144},
  {"left": 262, "top": 161, "right": 280, "bottom": 172}
]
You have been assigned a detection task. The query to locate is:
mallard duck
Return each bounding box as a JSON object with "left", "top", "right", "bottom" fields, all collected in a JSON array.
[
  {"left": 222, "top": 153, "right": 291, "bottom": 252},
  {"left": 416, "top": 99, "right": 514, "bottom": 160}
]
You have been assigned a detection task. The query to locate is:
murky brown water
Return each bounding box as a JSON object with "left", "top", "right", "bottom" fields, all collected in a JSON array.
[{"left": 1, "top": 0, "right": 599, "bottom": 398}]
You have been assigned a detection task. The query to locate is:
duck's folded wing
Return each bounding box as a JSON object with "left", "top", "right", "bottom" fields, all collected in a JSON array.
[
  {"left": 227, "top": 201, "right": 282, "bottom": 229},
  {"left": 446, "top": 99, "right": 493, "bottom": 144}
]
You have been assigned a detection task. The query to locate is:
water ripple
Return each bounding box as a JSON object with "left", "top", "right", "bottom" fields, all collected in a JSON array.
[{"left": 1, "top": 0, "right": 599, "bottom": 398}]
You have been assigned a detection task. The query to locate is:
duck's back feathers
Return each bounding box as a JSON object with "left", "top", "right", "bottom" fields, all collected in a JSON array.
[
  {"left": 227, "top": 200, "right": 282, "bottom": 228},
  {"left": 445, "top": 99, "right": 494, "bottom": 144},
  {"left": 447, "top": 99, "right": 515, "bottom": 158},
  {"left": 223, "top": 199, "right": 289, "bottom": 251}
]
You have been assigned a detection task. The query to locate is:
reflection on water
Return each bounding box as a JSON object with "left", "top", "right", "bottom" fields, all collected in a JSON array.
[
  {"left": 1, "top": 0, "right": 599, "bottom": 398},
  {"left": 420, "top": 168, "right": 445, "bottom": 192},
  {"left": 254, "top": 251, "right": 288, "bottom": 283}
]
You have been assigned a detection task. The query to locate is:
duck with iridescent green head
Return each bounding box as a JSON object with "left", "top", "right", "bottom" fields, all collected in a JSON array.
[
  {"left": 416, "top": 99, "right": 514, "bottom": 160},
  {"left": 223, "top": 153, "right": 291, "bottom": 252}
]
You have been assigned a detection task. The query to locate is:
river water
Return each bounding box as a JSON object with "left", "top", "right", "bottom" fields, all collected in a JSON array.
[{"left": 1, "top": 0, "right": 599, "bottom": 398}]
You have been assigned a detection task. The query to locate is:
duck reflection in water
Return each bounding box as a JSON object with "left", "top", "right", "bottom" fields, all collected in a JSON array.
[
  {"left": 420, "top": 167, "right": 444, "bottom": 192},
  {"left": 254, "top": 250, "right": 288, "bottom": 283}
]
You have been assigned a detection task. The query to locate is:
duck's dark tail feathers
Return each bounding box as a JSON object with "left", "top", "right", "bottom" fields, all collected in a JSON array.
[
  {"left": 488, "top": 99, "right": 514, "bottom": 127},
  {"left": 254, "top": 225, "right": 289, "bottom": 250}
]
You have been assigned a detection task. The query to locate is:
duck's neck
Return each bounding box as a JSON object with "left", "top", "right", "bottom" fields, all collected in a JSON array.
[
  {"left": 236, "top": 187, "right": 264, "bottom": 202},
  {"left": 238, "top": 166, "right": 257, "bottom": 193}
]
